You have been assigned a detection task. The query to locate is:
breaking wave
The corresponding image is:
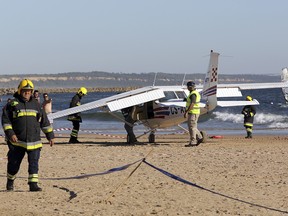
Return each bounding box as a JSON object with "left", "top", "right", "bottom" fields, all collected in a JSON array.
[{"left": 213, "top": 111, "right": 288, "bottom": 129}]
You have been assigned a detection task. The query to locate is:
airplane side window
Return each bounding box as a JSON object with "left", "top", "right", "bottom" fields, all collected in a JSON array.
[
  {"left": 159, "top": 91, "right": 177, "bottom": 102},
  {"left": 175, "top": 91, "right": 186, "bottom": 99}
]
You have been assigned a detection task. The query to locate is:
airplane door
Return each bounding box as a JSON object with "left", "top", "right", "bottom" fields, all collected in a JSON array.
[
  {"left": 138, "top": 101, "right": 154, "bottom": 120},
  {"left": 146, "top": 101, "right": 154, "bottom": 119}
]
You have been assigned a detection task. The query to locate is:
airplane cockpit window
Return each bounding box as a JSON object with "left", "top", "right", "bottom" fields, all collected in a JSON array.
[{"left": 159, "top": 91, "right": 178, "bottom": 102}]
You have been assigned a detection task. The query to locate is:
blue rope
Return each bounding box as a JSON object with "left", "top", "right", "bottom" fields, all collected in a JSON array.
[
  {"left": 143, "top": 160, "right": 288, "bottom": 214},
  {"left": 41, "top": 158, "right": 143, "bottom": 180}
]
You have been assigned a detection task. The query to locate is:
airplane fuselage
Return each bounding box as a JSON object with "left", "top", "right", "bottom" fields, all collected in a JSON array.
[
  {"left": 137, "top": 88, "right": 208, "bottom": 129},
  {"left": 143, "top": 103, "right": 187, "bottom": 129}
]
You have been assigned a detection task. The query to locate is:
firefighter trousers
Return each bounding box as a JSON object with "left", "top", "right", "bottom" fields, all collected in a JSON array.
[
  {"left": 71, "top": 121, "right": 80, "bottom": 138},
  {"left": 7, "top": 142, "right": 41, "bottom": 180}
]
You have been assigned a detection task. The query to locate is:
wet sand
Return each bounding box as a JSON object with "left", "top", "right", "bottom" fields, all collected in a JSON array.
[{"left": 0, "top": 133, "right": 287, "bottom": 216}]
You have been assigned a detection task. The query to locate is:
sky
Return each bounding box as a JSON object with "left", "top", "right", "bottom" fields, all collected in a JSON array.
[{"left": 1, "top": 0, "right": 288, "bottom": 75}]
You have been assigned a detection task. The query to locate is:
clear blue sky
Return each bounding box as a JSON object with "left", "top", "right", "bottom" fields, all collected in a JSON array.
[{"left": 1, "top": 0, "right": 287, "bottom": 75}]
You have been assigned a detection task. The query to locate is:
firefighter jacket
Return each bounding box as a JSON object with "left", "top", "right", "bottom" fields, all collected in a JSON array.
[
  {"left": 241, "top": 105, "right": 256, "bottom": 126},
  {"left": 186, "top": 90, "right": 201, "bottom": 114},
  {"left": 67, "top": 93, "right": 83, "bottom": 122},
  {"left": 2, "top": 93, "right": 54, "bottom": 150}
]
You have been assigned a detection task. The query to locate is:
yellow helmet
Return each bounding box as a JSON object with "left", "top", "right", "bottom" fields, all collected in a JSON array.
[
  {"left": 77, "top": 87, "right": 87, "bottom": 96},
  {"left": 18, "top": 79, "right": 34, "bottom": 94},
  {"left": 246, "top": 95, "right": 253, "bottom": 101}
]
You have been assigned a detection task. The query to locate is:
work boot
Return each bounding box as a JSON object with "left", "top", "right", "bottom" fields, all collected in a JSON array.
[
  {"left": 29, "top": 182, "right": 42, "bottom": 192},
  {"left": 6, "top": 179, "right": 14, "bottom": 191},
  {"left": 245, "top": 132, "right": 252, "bottom": 139},
  {"left": 69, "top": 137, "right": 81, "bottom": 143},
  {"left": 129, "top": 138, "right": 138, "bottom": 145},
  {"left": 197, "top": 138, "right": 203, "bottom": 145},
  {"left": 185, "top": 141, "right": 198, "bottom": 147},
  {"left": 73, "top": 139, "right": 81, "bottom": 143}
]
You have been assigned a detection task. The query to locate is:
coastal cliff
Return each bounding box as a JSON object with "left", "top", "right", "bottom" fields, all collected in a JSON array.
[{"left": 0, "top": 71, "right": 281, "bottom": 95}]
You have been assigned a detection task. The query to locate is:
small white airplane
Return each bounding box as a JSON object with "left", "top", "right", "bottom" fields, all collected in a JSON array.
[{"left": 48, "top": 50, "right": 288, "bottom": 143}]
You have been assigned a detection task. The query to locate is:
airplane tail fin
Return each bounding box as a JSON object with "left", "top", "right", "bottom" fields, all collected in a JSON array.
[{"left": 201, "top": 50, "right": 220, "bottom": 111}]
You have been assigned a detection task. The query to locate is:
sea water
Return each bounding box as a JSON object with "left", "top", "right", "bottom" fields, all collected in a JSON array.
[{"left": 0, "top": 88, "right": 287, "bottom": 137}]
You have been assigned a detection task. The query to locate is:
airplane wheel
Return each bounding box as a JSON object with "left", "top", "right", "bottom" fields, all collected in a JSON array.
[
  {"left": 148, "top": 133, "right": 155, "bottom": 143},
  {"left": 200, "top": 131, "right": 207, "bottom": 143}
]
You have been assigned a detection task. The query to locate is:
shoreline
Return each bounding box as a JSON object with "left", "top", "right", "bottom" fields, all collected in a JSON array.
[{"left": 0, "top": 87, "right": 138, "bottom": 96}]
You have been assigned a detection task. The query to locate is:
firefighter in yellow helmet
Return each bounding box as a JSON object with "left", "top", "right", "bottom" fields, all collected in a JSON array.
[
  {"left": 2, "top": 79, "right": 55, "bottom": 191},
  {"left": 184, "top": 81, "right": 203, "bottom": 146},
  {"left": 241, "top": 95, "right": 256, "bottom": 138},
  {"left": 67, "top": 87, "right": 88, "bottom": 143}
]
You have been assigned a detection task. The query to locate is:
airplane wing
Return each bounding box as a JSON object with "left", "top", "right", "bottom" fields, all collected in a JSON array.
[
  {"left": 48, "top": 86, "right": 165, "bottom": 121},
  {"left": 217, "top": 99, "right": 260, "bottom": 107},
  {"left": 217, "top": 82, "right": 288, "bottom": 90},
  {"left": 197, "top": 87, "right": 242, "bottom": 97},
  {"left": 197, "top": 82, "right": 288, "bottom": 98},
  {"left": 216, "top": 87, "right": 242, "bottom": 97}
]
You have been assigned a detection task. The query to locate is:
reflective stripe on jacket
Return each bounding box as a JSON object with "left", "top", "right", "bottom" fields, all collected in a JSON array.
[{"left": 186, "top": 90, "right": 201, "bottom": 114}]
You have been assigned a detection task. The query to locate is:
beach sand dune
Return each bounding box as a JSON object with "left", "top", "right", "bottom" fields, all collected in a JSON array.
[{"left": 0, "top": 134, "right": 287, "bottom": 215}]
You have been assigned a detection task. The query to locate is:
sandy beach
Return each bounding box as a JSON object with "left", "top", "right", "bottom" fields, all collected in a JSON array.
[{"left": 0, "top": 133, "right": 287, "bottom": 216}]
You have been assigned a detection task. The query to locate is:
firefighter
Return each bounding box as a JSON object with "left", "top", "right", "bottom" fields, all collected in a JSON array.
[
  {"left": 67, "top": 87, "right": 87, "bottom": 143},
  {"left": 2, "top": 79, "right": 55, "bottom": 191},
  {"left": 184, "top": 81, "right": 203, "bottom": 147},
  {"left": 241, "top": 95, "right": 256, "bottom": 138}
]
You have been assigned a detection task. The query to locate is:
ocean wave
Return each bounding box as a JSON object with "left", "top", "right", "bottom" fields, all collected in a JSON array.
[
  {"left": 213, "top": 111, "right": 243, "bottom": 123},
  {"left": 254, "top": 113, "right": 288, "bottom": 124},
  {"left": 213, "top": 111, "right": 288, "bottom": 128}
]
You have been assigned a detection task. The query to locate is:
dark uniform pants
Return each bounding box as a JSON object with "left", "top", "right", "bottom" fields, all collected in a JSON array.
[
  {"left": 124, "top": 115, "right": 137, "bottom": 143},
  {"left": 71, "top": 121, "right": 80, "bottom": 138},
  {"left": 7, "top": 143, "right": 41, "bottom": 178}
]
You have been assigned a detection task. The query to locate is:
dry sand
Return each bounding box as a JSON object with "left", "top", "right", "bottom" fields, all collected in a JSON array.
[{"left": 0, "top": 133, "right": 287, "bottom": 216}]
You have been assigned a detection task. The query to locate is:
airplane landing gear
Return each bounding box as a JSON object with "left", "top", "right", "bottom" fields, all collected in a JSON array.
[
  {"left": 200, "top": 131, "right": 207, "bottom": 143},
  {"left": 126, "top": 135, "right": 130, "bottom": 144},
  {"left": 148, "top": 132, "right": 155, "bottom": 143}
]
